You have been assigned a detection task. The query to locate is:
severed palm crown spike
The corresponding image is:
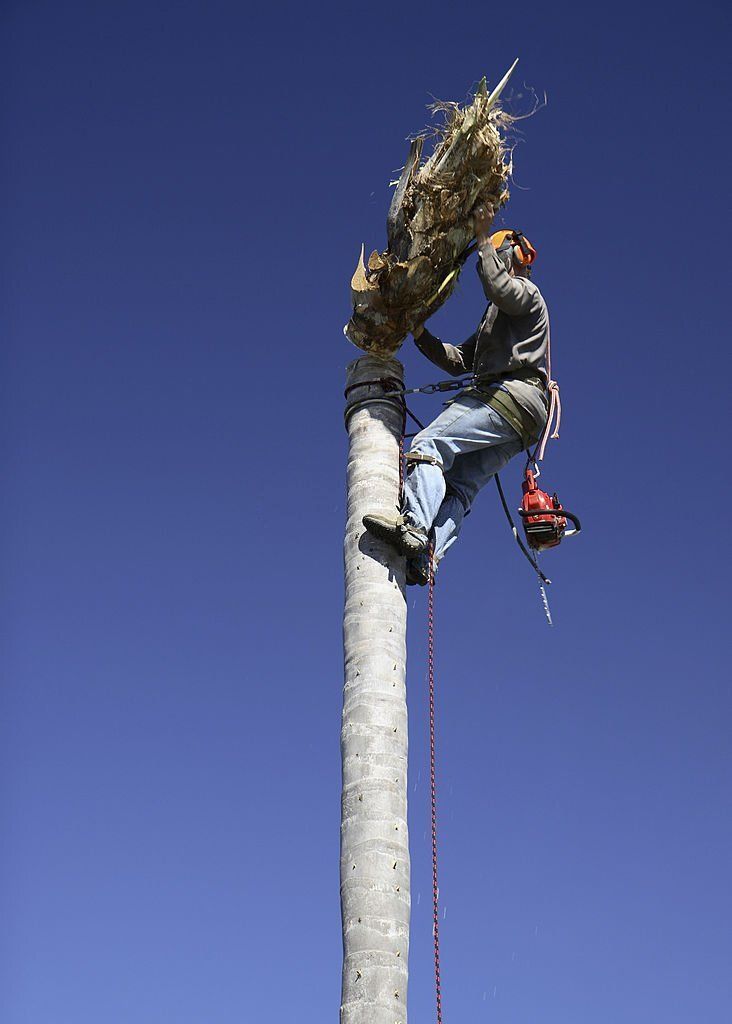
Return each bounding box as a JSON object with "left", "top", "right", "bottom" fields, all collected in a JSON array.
[{"left": 485, "top": 58, "right": 519, "bottom": 109}]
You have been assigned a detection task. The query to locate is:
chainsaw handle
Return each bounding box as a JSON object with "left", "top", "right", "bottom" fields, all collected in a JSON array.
[
  {"left": 562, "top": 510, "right": 582, "bottom": 535},
  {"left": 518, "top": 508, "right": 582, "bottom": 537}
]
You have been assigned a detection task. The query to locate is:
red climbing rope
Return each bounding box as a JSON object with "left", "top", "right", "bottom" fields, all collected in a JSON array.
[
  {"left": 427, "top": 540, "right": 443, "bottom": 1024},
  {"left": 397, "top": 397, "right": 442, "bottom": 1024}
]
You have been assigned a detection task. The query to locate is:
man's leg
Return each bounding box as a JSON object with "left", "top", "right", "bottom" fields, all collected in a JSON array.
[
  {"left": 363, "top": 396, "right": 484, "bottom": 557},
  {"left": 433, "top": 430, "right": 523, "bottom": 562},
  {"left": 431, "top": 493, "right": 467, "bottom": 563},
  {"left": 400, "top": 399, "right": 524, "bottom": 581},
  {"left": 403, "top": 395, "right": 505, "bottom": 531}
]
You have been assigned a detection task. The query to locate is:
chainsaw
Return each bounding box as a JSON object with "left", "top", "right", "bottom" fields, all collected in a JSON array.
[
  {"left": 518, "top": 468, "right": 582, "bottom": 551},
  {"left": 495, "top": 466, "right": 582, "bottom": 626}
]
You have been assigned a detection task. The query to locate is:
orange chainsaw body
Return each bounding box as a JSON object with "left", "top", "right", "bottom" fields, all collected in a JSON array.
[{"left": 520, "top": 469, "right": 569, "bottom": 551}]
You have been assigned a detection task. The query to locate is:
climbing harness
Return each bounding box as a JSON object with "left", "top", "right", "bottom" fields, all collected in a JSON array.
[
  {"left": 344, "top": 373, "right": 474, "bottom": 403},
  {"left": 347, "top": 371, "right": 580, "bottom": 626},
  {"left": 343, "top": 375, "right": 460, "bottom": 440},
  {"left": 405, "top": 451, "right": 442, "bottom": 469}
]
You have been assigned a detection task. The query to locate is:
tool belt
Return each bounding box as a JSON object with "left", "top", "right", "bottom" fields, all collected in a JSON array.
[
  {"left": 466, "top": 368, "right": 547, "bottom": 448},
  {"left": 474, "top": 365, "right": 546, "bottom": 390}
]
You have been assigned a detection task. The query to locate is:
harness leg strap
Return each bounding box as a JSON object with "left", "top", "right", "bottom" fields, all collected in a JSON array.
[{"left": 405, "top": 451, "right": 442, "bottom": 470}]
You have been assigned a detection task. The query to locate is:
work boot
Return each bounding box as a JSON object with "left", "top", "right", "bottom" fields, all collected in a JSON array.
[
  {"left": 406, "top": 555, "right": 431, "bottom": 587},
  {"left": 362, "top": 513, "right": 428, "bottom": 558}
]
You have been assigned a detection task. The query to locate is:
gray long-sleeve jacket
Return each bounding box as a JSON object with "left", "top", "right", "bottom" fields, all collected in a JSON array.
[{"left": 415, "top": 243, "right": 550, "bottom": 437}]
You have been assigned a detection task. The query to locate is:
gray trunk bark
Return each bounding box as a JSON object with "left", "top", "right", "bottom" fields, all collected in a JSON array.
[{"left": 341, "top": 356, "right": 410, "bottom": 1024}]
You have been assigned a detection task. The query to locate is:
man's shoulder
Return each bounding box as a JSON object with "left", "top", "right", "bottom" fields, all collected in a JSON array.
[{"left": 521, "top": 277, "right": 547, "bottom": 311}]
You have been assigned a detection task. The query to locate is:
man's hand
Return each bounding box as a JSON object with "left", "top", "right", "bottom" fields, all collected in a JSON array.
[{"left": 472, "top": 202, "right": 495, "bottom": 246}]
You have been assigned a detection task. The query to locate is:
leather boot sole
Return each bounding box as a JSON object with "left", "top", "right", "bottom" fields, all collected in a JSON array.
[{"left": 362, "top": 514, "right": 428, "bottom": 558}]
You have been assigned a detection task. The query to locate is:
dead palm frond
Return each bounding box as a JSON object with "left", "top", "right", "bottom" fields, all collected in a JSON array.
[{"left": 344, "top": 62, "right": 518, "bottom": 358}]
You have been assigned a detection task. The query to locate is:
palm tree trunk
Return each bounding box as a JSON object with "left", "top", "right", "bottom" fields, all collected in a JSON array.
[{"left": 341, "top": 355, "right": 410, "bottom": 1024}]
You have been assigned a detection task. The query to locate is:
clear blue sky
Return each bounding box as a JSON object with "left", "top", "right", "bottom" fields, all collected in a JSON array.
[{"left": 2, "top": 2, "right": 730, "bottom": 1021}]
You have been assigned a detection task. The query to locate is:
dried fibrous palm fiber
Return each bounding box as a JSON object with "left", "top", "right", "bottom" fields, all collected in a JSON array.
[{"left": 344, "top": 64, "right": 517, "bottom": 358}]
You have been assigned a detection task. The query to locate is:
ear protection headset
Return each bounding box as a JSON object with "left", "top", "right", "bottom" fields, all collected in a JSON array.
[{"left": 489, "top": 229, "right": 537, "bottom": 267}]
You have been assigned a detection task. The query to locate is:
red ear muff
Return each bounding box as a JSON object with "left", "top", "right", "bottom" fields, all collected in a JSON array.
[{"left": 512, "top": 231, "right": 536, "bottom": 266}]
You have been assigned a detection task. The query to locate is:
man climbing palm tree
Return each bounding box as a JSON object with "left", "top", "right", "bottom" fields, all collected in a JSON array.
[{"left": 364, "top": 203, "right": 551, "bottom": 585}]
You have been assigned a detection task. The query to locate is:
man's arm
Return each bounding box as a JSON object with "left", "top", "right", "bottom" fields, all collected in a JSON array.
[
  {"left": 471, "top": 201, "right": 535, "bottom": 316},
  {"left": 476, "top": 243, "right": 535, "bottom": 316},
  {"left": 413, "top": 324, "right": 477, "bottom": 376}
]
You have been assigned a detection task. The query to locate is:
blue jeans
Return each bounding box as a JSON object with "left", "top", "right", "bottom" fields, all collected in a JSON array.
[{"left": 404, "top": 393, "right": 528, "bottom": 564}]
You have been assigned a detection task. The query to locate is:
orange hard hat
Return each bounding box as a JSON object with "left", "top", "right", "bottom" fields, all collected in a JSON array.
[{"left": 490, "top": 229, "right": 537, "bottom": 266}]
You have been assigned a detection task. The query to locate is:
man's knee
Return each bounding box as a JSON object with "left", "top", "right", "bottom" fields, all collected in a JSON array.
[{"left": 443, "top": 480, "right": 475, "bottom": 515}]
